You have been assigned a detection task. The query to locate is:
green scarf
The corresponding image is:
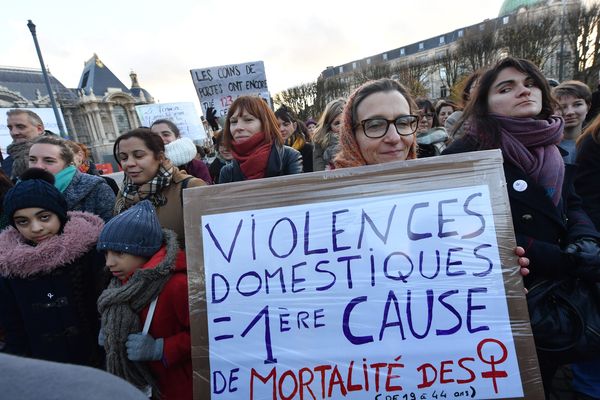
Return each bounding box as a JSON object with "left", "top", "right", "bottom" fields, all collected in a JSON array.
[{"left": 54, "top": 165, "right": 77, "bottom": 193}]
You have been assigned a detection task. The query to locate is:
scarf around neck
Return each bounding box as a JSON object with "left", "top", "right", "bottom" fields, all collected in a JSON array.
[
  {"left": 231, "top": 132, "right": 272, "bottom": 180},
  {"left": 114, "top": 160, "right": 175, "bottom": 215},
  {"left": 495, "top": 114, "right": 564, "bottom": 205},
  {"left": 97, "top": 229, "right": 179, "bottom": 394},
  {"left": 54, "top": 165, "right": 77, "bottom": 192}
]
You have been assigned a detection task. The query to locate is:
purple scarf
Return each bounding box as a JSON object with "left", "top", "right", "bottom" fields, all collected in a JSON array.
[{"left": 495, "top": 114, "right": 564, "bottom": 205}]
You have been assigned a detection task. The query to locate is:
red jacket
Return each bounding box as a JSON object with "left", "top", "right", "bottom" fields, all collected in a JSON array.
[{"left": 138, "top": 246, "right": 192, "bottom": 400}]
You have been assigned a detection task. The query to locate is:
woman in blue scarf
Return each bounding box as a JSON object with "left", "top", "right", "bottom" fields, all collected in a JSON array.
[{"left": 28, "top": 135, "right": 115, "bottom": 222}]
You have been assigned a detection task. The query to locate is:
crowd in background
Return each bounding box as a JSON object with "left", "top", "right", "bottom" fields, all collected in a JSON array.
[{"left": 1, "top": 56, "right": 600, "bottom": 399}]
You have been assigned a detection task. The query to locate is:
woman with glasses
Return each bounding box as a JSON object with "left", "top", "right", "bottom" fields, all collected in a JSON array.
[
  {"left": 333, "top": 78, "right": 419, "bottom": 168},
  {"left": 415, "top": 98, "right": 448, "bottom": 158}
]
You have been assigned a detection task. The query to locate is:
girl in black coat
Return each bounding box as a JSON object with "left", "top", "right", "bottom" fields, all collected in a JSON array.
[
  {"left": 0, "top": 169, "right": 107, "bottom": 367},
  {"left": 443, "top": 57, "right": 600, "bottom": 394}
]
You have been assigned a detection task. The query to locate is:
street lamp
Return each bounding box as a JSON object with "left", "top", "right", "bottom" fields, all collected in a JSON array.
[{"left": 27, "top": 19, "right": 67, "bottom": 137}]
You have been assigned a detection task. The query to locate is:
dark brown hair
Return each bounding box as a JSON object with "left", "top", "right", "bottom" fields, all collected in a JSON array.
[{"left": 113, "top": 128, "right": 165, "bottom": 166}]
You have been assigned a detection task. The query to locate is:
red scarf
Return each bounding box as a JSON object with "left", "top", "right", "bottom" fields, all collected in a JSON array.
[{"left": 231, "top": 132, "right": 272, "bottom": 180}]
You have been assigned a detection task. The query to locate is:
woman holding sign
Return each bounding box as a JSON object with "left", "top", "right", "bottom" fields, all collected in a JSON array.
[
  {"left": 333, "top": 78, "right": 419, "bottom": 168},
  {"left": 219, "top": 96, "right": 303, "bottom": 183},
  {"left": 443, "top": 57, "right": 600, "bottom": 394}
]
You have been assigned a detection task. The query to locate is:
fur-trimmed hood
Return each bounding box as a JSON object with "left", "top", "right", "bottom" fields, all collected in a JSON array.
[{"left": 0, "top": 211, "right": 104, "bottom": 278}]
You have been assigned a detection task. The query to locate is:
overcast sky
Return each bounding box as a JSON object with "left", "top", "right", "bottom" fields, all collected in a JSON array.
[{"left": 3, "top": 0, "right": 507, "bottom": 109}]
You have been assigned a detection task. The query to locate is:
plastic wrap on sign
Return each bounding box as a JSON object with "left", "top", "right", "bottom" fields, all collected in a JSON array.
[{"left": 183, "top": 149, "right": 545, "bottom": 399}]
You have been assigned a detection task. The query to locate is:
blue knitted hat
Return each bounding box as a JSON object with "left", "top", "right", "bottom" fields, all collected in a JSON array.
[
  {"left": 3, "top": 168, "right": 68, "bottom": 228},
  {"left": 97, "top": 200, "right": 163, "bottom": 257}
]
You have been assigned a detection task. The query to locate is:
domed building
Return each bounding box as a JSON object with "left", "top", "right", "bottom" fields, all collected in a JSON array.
[{"left": 499, "top": 0, "right": 547, "bottom": 16}]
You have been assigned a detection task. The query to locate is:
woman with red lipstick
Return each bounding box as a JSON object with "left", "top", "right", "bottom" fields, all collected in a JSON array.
[
  {"left": 113, "top": 128, "right": 205, "bottom": 247},
  {"left": 219, "top": 96, "right": 303, "bottom": 183},
  {"left": 0, "top": 168, "right": 106, "bottom": 367},
  {"left": 443, "top": 58, "right": 600, "bottom": 394}
]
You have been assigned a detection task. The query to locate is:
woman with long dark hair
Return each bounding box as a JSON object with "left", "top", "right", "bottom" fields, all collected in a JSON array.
[{"left": 443, "top": 57, "right": 600, "bottom": 394}]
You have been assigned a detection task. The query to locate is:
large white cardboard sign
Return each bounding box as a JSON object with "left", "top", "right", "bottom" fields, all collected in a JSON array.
[{"left": 184, "top": 150, "right": 545, "bottom": 400}]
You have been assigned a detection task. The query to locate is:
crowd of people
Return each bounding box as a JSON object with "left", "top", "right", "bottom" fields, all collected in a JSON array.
[{"left": 0, "top": 55, "right": 599, "bottom": 399}]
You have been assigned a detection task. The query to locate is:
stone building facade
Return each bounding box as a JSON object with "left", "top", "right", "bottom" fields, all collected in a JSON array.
[{"left": 0, "top": 53, "right": 153, "bottom": 164}]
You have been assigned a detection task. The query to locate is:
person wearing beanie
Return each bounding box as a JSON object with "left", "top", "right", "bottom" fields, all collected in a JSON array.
[
  {"left": 0, "top": 168, "right": 107, "bottom": 367},
  {"left": 305, "top": 117, "right": 317, "bottom": 138},
  {"left": 151, "top": 119, "right": 213, "bottom": 184},
  {"left": 97, "top": 200, "right": 192, "bottom": 400},
  {"left": 113, "top": 128, "right": 206, "bottom": 247}
]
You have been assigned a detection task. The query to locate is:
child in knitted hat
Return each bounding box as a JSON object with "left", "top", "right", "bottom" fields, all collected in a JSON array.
[
  {"left": 0, "top": 168, "right": 107, "bottom": 367},
  {"left": 96, "top": 200, "right": 192, "bottom": 400}
]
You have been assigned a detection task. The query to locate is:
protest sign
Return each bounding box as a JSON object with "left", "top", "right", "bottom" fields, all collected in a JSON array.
[
  {"left": 0, "top": 107, "right": 66, "bottom": 153},
  {"left": 135, "top": 102, "right": 207, "bottom": 141},
  {"left": 190, "top": 61, "right": 270, "bottom": 118},
  {"left": 184, "top": 150, "right": 544, "bottom": 400}
]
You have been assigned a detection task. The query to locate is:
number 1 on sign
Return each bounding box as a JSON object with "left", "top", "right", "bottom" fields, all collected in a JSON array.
[{"left": 240, "top": 305, "right": 277, "bottom": 364}]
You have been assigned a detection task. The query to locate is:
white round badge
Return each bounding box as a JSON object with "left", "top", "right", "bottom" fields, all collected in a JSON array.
[{"left": 513, "top": 180, "right": 528, "bottom": 192}]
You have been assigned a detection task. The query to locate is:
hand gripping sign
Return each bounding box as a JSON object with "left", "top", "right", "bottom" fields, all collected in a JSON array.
[{"left": 183, "top": 150, "right": 545, "bottom": 400}]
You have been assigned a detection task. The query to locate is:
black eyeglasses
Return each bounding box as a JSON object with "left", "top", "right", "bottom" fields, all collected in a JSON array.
[{"left": 357, "top": 115, "right": 419, "bottom": 138}]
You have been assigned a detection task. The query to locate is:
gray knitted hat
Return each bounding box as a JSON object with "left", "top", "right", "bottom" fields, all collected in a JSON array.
[{"left": 97, "top": 200, "right": 163, "bottom": 257}]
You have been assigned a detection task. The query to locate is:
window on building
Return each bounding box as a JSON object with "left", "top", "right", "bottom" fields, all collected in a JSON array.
[
  {"left": 503, "top": 16, "right": 509, "bottom": 24},
  {"left": 113, "top": 105, "right": 131, "bottom": 135},
  {"left": 400, "top": 48, "right": 405, "bottom": 56},
  {"left": 439, "top": 36, "right": 445, "bottom": 44},
  {"left": 383, "top": 53, "right": 388, "bottom": 60},
  {"left": 339, "top": 66, "right": 344, "bottom": 73},
  {"left": 367, "top": 58, "right": 371, "bottom": 65},
  {"left": 419, "top": 42, "right": 424, "bottom": 50},
  {"left": 440, "top": 86, "right": 448, "bottom": 98},
  {"left": 458, "top": 29, "right": 464, "bottom": 37},
  {"left": 479, "top": 23, "right": 485, "bottom": 31},
  {"left": 352, "top": 62, "right": 357, "bottom": 69},
  {"left": 81, "top": 71, "right": 89, "bottom": 88}
]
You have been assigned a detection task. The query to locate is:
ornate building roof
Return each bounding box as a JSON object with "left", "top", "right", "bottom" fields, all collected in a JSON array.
[
  {"left": 77, "top": 53, "right": 129, "bottom": 96},
  {"left": 499, "top": 0, "right": 545, "bottom": 16},
  {"left": 0, "top": 66, "right": 77, "bottom": 107}
]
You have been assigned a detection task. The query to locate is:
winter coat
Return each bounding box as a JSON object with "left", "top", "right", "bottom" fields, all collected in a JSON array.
[
  {"left": 443, "top": 136, "right": 600, "bottom": 285},
  {"left": 219, "top": 144, "right": 303, "bottom": 183},
  {"left": 64, "top": 170, "right": 116, "bottom": 222},
  {"left": 0, "top": 211, "right": 107, "bottom": 366},
  {"left": 114, "top": 167, "right": 205, "bottom": 247},
  {"left": 128, "top": 237, "right": 192, "bottom": 400},
  {"left": 417, "top": 127, "right": 448, "bottom": 158},
  {"left": 181, "top": 159, "right": 213, "bottom": 184},
  {"left": 208, "top": 157, "right": 229, "bottom": 184},
  {"left": 575, "top": 133, "right": 600, "bottom": 230},
  {"left": 313, "top": 132, "right": 339, "bottom": 171}
]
